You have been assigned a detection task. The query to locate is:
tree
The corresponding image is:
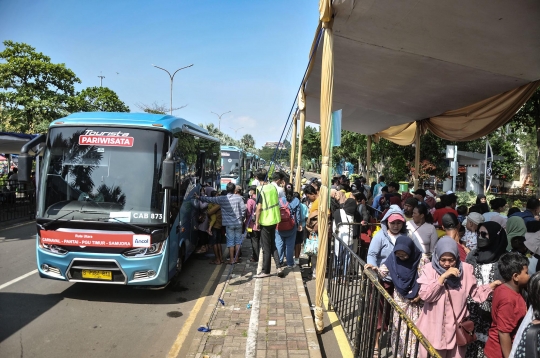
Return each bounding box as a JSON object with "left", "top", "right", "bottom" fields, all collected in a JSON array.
[
  {"left": 135, "top": 101, "right": 187, "bottom": 114},
  {"left": 510, "top": 86, "right": 540, "bottom": 193},
  {"left": 199, "top": 123, "right": 239, "bottom": 146},
  {"left": 302, "top": 126, "right": 321, "bottom": 161},
  {"left": 71, "top": 86, "right": 129, "bottom": 113},
  {"left": 240, "top": 134, "right": 255, "bottom": 151},
  {"left": 0, "top": 40, "right": 80, "bottom": 133}
]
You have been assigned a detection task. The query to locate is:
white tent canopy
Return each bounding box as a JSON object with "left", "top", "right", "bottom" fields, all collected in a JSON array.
[{"left": 304, "top": 0, "right": 540, "bottom": 136}]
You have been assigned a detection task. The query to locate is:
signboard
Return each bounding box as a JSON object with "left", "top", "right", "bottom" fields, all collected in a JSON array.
[{"left": 39, "top": 230, "right": 151, "bottom": 248}]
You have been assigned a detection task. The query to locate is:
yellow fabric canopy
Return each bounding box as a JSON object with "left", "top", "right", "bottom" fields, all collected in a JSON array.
[{"left": 375, "top": 81, "right": 540, "bottom": 145}]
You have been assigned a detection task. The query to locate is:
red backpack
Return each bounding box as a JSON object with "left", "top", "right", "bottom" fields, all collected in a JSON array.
[{"left": 277, "top": 198, "right": 295, "bottom": 231}]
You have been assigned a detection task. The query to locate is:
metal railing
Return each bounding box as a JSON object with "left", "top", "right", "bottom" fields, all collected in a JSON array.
[
  {"left": 327, "top": 222, "right": 441, "bottom": 358},
  {"left": 0, "top": 181, "right": 36, "bottom": 224}
]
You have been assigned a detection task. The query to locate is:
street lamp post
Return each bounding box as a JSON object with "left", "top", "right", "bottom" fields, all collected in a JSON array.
[
  {"left": 211, "top": 111, "right": 231, "bottom": 132},
  {"left": 152, "top": 64, "right": 193, "bottom": 115},
  {"left": 229, "top": 126, "right": 244, "bottom": 140}
]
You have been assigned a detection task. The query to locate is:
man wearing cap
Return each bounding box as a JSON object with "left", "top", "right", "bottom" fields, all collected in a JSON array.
[{"left": 462, "top": 212, "right": 485, "bottom": 251}]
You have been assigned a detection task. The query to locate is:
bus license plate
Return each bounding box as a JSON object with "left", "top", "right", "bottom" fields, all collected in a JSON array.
[{"left": 82, "top": 270, "right": 112, "bottom": 280}]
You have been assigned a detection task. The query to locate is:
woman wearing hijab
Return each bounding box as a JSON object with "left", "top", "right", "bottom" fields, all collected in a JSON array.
[
  {"left": 476, "top": 194, "right": 491, "bottom": 214},
  {"left": 365, "top": 205, "right": 408, "bottom": 356},
  {"left": 416, "top": 237, "right": 502, "bottom": 358},
  {"left": 332, "top": 198, "right": 357, "bottom": 280},
  {"left": 465, "top": 221, "right": 508, "bottom": 358},
  {"left": 378, "top": 235, "right": 423, "bottom": 358},
  {"left": 506, "top": 216, "right": 527, "bottom": 251}
]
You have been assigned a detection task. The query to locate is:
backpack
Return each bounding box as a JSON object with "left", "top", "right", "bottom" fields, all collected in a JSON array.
[{"left": 276, "top": 198, "right": 295, "bottom": 231}]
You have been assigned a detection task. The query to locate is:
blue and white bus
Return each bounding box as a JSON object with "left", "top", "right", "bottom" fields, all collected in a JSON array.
[
  {"left": 220, "top": 145, "right": 246, "bottom": 190},
  {"left": 18, "top": 112, "right": 220, "bottom": 287}
]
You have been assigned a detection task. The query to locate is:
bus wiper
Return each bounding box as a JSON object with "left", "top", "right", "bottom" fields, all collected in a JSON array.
[
  {"left": 41, "top": 209, "right": 81, "bottom": 229},
  {"left": 89, "top": 214, "right": 151, "bottom": 234}
]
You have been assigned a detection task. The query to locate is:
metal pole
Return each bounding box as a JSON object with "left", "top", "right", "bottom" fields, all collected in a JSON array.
[
  {"left": 153, "top": 64, "right": 193, "bottom": 115},
  {"left": 211, "top": 111, "right": 231, "bottom": 132},
  {"left": 453, "top": 145, "right": 457, "bottom": 193},
  {"left": 290, "top": 112, "right": 298, "bottom": 184},
  {"left": 414, "top": 125, "right": 421, "bottom": 191}
]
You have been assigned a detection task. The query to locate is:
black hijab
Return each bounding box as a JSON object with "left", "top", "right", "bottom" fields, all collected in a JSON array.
[
  {"left": 386, "top": 235, "right": 422, "bottom": 299},
  {"left": 475, "top": 221, "right": 508, "bottom": 264}
]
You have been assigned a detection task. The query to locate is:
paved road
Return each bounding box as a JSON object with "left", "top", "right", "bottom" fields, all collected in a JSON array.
[{"left": 0, "top": 222, "right": 223, "bottom": 358}]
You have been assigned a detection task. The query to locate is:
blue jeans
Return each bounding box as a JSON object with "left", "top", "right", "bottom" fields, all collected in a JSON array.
[
  {"left": 225, "top": 225, "right": 243, "bottom": 247},
  {"left": 276, "top": 226, "right": 297, "bottom": 267}
]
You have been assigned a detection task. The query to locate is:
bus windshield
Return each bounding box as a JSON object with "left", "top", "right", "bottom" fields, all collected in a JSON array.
[
  {"left": 221, "top": 150, "right": 241, "bottom": 177},
  {"left": 38, "top": 127, "right": 168, "bottom": 223}
]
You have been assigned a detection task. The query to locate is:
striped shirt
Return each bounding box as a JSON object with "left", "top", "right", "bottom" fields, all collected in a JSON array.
[{"left": 199, "top": 194, "right": 246, "bottom": 227}]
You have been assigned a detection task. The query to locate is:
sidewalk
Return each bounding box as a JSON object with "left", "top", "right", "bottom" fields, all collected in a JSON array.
[{"left": 185, "top": 240, "right": 322, "bottom": 358}]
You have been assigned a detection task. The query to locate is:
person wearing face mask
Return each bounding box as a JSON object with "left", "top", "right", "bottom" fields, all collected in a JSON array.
[
  {"left": 465, "top": 222, "right": 508, "bottom": 358},
  {"left": 463, "top": 212, "right": 485, "bottom": 251},
  {"left": 416, "top": 237, "right": 502, "bottom": 358}
]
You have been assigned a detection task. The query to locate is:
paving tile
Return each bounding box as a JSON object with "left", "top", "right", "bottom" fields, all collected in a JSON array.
[{"left": 184, "top": 242, "right": 321, "bottom": 358}]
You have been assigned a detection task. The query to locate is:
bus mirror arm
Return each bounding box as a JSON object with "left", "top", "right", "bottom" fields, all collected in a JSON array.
[
  {"left": 19, "top": 134, "right": 46, "bottom": 182},
  {"left": 162, "top": 138, "right": 178, "bottom": 190}
]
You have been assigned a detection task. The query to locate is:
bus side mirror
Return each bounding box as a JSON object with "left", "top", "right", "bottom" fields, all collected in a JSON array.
[
  {"left": 162, "top": 158, "right": 176, "bottom": 189},
  {"left": 18, "top": 153, "right": 33, "bottom": 182}
]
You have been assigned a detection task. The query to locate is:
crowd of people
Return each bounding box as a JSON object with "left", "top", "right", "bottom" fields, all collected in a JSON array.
[
  {"left": 192, "top": 169, "right": 540, "bottom": 358},
  {"left": 351, "top": 175, "right": 540, "bottom": 358}
]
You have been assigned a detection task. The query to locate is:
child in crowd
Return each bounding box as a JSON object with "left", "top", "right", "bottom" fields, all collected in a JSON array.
[{"left": 484, "top": 252, "right": 529, "bottom": 358}]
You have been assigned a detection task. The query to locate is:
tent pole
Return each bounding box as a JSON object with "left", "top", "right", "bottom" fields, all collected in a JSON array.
[
  {"left": 295, "top": 89, "right": 307, "bottom": 194},
  {"left": 366, "top": 135, "right": 372, "bottom": 184},
  {"left": 314, "top": 3, "right": 334, "bottom": 333},
  {"left": 414, "top": 125, "right": 421, "bottom": 191},
  {"left": 289, "top": 112, "right": 298, "bottom": 184}
]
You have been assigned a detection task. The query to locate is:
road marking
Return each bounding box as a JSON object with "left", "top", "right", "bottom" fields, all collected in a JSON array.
[
  {"left": 0, "top": 221, "right": 34, "bottom": 232},
  {"left": 0, "top": 269, "right": 38, "bottom": 291},
  {"left": 245, "top": 251, "right": 263, "bottom": 357},
  {"left": 166, "top": 264, "right": 222, "bottom": 358},
  {"left": 323, "top": 288, "right": 353, "bottom": 358}
]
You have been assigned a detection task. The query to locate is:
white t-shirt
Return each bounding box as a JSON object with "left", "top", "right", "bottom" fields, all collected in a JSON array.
[{"left": 271, "top": 182, "right": 285, "bottom": 198}]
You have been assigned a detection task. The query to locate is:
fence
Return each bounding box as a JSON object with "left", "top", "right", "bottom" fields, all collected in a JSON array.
[
  {"left": 0, "top": 180, "right": 36, "bottom": 224},
  {"left": 327, "top": 222, "right": 441, "bottom": 358}
]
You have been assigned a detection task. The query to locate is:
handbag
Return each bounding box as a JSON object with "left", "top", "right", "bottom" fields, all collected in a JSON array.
[
  {"left": 446, "top": 285, "right": 477, "bottom": 346},
  {"left": 303, "top": 232, "right": 318, "bottom": 256},
  {"left": 525, "top": 323, "right": 540, "bottom": 358}
]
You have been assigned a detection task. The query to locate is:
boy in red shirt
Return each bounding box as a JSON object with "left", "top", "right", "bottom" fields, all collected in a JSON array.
[{"left": 484, "top": 252, "right": 530, "bottom": 358}]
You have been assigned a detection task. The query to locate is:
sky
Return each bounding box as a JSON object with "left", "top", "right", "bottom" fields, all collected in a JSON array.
[{"left": 0, "top": 0, "right": 319, "bottom": 147}]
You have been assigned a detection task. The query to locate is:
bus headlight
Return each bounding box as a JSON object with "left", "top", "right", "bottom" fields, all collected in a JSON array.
[
  {"left": 38, "top": 235, "right": 68, "bottom": 255},
  {"left": 122, "top": 241, "right": 165, "bottom": 257}
]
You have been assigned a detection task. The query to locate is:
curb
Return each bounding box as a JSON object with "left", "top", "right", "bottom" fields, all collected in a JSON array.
[{"left": 295, "top": 266, "right": 322, "bottom": 358}]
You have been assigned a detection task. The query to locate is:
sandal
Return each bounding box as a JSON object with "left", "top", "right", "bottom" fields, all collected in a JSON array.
[
  {"left": 209, "top": 260, "right": 222, "bottom": 265},
  {"left": 195, "top": 246, "right": 208, "bottom": 254},
  {"left": 249, "top": 258, "right": 257, "bottom": 262}
]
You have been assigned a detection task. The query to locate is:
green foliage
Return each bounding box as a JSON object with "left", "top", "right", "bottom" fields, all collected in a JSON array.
[
  {"left": 302, "top": 126, "right": 321, "bottom": 161},
  {"left": 456, "top": 190, "right": 495, "bottom": 207},
  {"left": 240, "top": 134, "right": 255, "bottom": 151},
  {"left": 0, "top": 40, "right": 81, "bottom": 133},
  {"left": 71, "top": 86, "right": 129, "bottom": 113}
]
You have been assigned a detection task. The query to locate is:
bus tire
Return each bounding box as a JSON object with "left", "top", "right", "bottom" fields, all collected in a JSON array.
[{"left": 176, "top": 245, "right": 185, "bottom": 275}]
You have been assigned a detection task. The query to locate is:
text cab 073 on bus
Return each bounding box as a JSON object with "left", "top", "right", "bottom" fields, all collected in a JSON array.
[{"left": 18, "top": 112, "right": 220, "bottom": 288}]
